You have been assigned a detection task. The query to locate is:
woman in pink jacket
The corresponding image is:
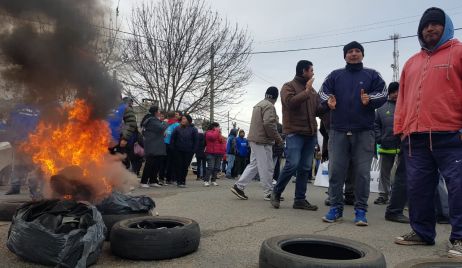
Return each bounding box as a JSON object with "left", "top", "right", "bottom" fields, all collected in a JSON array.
[{"left": 204, "top": 122, "right": 225, "bottom": 186}]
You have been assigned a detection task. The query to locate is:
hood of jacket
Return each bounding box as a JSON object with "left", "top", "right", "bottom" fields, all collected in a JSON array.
[{"left": 419, "top": 8, "right": 454, "bottom": 51}]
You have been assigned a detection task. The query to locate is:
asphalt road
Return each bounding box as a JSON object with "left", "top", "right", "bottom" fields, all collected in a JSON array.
[{"left": 0, "top": 175, "right": 456, "bottom": 268}]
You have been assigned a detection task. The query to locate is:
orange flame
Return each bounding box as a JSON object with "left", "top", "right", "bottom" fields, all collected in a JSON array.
[{"left": 21, "top": 99, "right": 114, "bottom": 200}]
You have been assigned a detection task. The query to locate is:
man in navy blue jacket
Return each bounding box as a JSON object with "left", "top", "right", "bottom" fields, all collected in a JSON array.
[{"left": 319, "top": 41, "right": 387, "bottom": 226}]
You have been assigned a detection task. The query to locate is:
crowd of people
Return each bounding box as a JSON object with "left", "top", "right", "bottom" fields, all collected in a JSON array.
[{"left": 0, "top": 6, "right": 460, "bottom": 260}]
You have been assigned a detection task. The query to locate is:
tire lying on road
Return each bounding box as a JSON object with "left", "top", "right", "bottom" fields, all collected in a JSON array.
[
  {"left": 0, "top": 200, "right": 28, "bottom": 221},
  {"left": 110, "top": 216, "right": 200, "bottom": 260},
  {"left": 259, "top": 234, "right": 386, "bottom": 268},
  {"left": 102, "top": 212, "right": 152, "bottom": 241},
  {"left": 395, "top": 258, "right": 462, "bottom": 267}
]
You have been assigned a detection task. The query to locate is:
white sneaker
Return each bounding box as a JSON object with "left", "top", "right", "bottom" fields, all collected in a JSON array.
[
  {"left": 150, "top": 183, "right": 162, "bottom": 188},
  {"left": 140, "top": 183, "right": 150, "bottom": 188},
  {"left": 212, "top": 182, "right": 219, "bottom": 186},
  {"left": 272, "top": 179, "right": 277, "bottom": 185},
  {"left": 204, "top": 181, "right": 210, "bottom": 187}
]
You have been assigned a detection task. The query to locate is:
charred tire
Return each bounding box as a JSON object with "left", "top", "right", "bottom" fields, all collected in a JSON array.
[
  {"left": 110, "top": 216, "right": 200, "bottom": 260},
  {"left": 259, "top": 234, "right": 386, "bottom": 268},
  {"left": 395, "top": 258, "right": 462, "bottom": 267},
  {"left": 0, "top": 200, "right": 27, "bottom": 221},
  {"left": 102, "top": 212, "right": 151, "bottom": 241}
]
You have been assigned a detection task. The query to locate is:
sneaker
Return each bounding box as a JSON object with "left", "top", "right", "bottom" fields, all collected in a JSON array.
[
  {"left": 230, "top": 185, "right": 248, "bottom": 200},
  {"left": 212, "top": 182, "right": 219, "bottom": 186},
  {"left": 159, "top": 180, "right": 165, "bottom": 185},
  {"left": 264, "top": 194, "right": 285, "bottom": 201},
  {"left": 448, "top": 240, "right": 462, "bottom": 259},
  {"left": 374, "top": 196, "right": 388, "bottom": 205},
  {"left": 385, "top": 214, "right": 410, "bottom": 223},
  {"left": 293, "top": 200, "right": 318, "bottom": 211},
  {"left": 354, "top": 209, "right": 368, "bottom": 226},
  {"left": 149, "top": 183, "right": 162, "bottom": 188},
  {"left": 270, "top": 191, "right": 281, "bottom": 208},
  {"left": 204, "top": 181, "right": 210, "bottom": 187},
  {"left": 395, "top": 230, "right": 430, "bottom": 245},
  {"left": 177, "top": 184, "right": 187, "bottom": 188},
  {"left": 272, "top": 179, "right": 277, "bottom": 185},
  {"left": 322, "top": 207, "right": 343, "bottom": 223},
  {"left": 140, "top": 183, "right": 150, "bottom": 188}
]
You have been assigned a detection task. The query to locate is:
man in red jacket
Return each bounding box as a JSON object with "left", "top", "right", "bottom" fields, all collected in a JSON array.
[{"left": 393, "top": 7, "right": 462, "bottom": 259}]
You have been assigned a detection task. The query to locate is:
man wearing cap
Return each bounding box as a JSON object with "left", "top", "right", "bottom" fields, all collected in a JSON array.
[
  {"left": 319, "top": 41, "right": 387, "bottom": 226},
  {"left": 230, "top": 87, "right": 283, "bottom": 200},
  {"left": 271, "top": 60, "right": 321, "bottom": 211},
  {"left": 393, "top": 7, "right": 462, "bottom": 259},
  {"left": 374, "top": 82, "right": 401, "bottom": 205}
]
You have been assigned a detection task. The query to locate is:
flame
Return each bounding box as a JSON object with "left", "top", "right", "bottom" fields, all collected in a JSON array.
[{"left": 21, "top": 99, "right": 114, "bottom": 200}]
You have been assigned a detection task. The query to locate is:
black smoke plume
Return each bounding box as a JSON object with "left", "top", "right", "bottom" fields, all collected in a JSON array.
[{"left": 0, "top": 0, "right": 120, "bottom": 119}]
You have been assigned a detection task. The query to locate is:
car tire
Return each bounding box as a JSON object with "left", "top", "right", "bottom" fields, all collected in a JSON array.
[
  {"left": 395, "top": 258, "right": 462, "bottom": 267},
  {"left": 102, "top": 212, "right": 152, "bottom": 241},
  {"left": 0, "top": 200, "right": 27, "bottom": 221},
  {"left": 110, "top": 216, "right": 200, "bottom": 260},
  {"left": 259, "top": 234, "right": 386, "bottom": 268}
]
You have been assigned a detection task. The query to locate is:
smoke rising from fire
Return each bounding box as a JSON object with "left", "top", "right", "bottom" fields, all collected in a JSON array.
[{"left": 0, "top": 0, "right": 121, "bottom": 119}]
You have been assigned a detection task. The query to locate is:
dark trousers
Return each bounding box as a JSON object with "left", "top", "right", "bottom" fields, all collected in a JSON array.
[
  {"left": 235, "top": 155, "right": 248, "bottom": 176},
  {"left": 403, "top": 133, "right": 462, "bottom": 243},
  {"left": 175, "top": 151, "right": 194, "bottom": 185},
  {"left": 272, "top": 156, "right": 281, "bottom": 181},
  {"left": 196, "top": 156, "right": 207, "bottom": 178},
  {"left": 141, "top": 155, "right": 166, "bottom": 184},
  {"left": 385, "top": 152, "right": 407, "bottom": 217},
  {"left": 165, "top": 145, "right": 176, "bottom": 183}
]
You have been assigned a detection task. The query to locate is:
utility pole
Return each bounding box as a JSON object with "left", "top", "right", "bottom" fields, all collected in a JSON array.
[
  {"left": 210, "top": 45, "right": 215, "bottom": 122},
  {"left": 390, "top": 33, "right": 400, "bottom": 82},
  {"left": 227, "top": 111, "right": 230, "bottom": 134}
]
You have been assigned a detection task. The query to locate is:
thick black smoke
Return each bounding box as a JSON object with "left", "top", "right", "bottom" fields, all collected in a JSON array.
[{"left": 0, "top": 0, "right": 121, "bottom": 119}]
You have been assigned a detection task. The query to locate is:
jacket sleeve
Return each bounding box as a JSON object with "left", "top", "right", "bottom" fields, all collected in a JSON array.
[
  {"left": 122, "top": 106, "right": 138, "bottom": 141},
  {"left": 281, "top": 82, "right": 310, "bottom": 109},
  {"left": 319, "top": 72, "right": 335, "bottom": 109},
  {"left": 367, "top": 71, "right": 388, "bottom": 109},
  {"left": 374, "top": 110, "right": 382, "bottom": 144},
  {"left": 262, "top": 105, "right": 283, "bottom": 144},
  {"left": 192, "top": 127, "right": 198, "bottom": 152},
  {"left": 394, "top": 68, "right": 406, "bottom": 135},
  {"left": 171, "top": 127, "right": 178, "bottom": 150}
]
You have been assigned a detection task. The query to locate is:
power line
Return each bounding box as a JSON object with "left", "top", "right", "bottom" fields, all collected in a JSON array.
[
  {"left": 257, "top": 6, "right": 462, "bottom": 45},
  {"left": 249, "top": 28, "right": 462, "bottom": 55}
]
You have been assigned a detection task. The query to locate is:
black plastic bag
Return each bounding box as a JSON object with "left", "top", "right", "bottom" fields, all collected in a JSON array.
[
  {"left": 96, "top": 192, "right": 155, "bottom": 215},
  {"left": 7, "top": 200, "right": 106, "bottom": 268}
]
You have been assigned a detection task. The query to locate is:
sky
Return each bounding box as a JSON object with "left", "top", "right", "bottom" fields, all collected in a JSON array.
[{"left": 114, "top": 0, "right": 462, "bottom": 133}]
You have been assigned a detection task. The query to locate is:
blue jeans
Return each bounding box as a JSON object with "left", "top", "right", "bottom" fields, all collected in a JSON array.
[
  {"left": 226, "top": 154, "right": 235, "bottom": 177},
  {"left": 273, "top": 134, "right": 316, "bottom": 200}
]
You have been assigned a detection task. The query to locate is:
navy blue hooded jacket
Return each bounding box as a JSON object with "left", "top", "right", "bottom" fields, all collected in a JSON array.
[{"left": 319, "top": 65, "right": 387, "bottom": 132}]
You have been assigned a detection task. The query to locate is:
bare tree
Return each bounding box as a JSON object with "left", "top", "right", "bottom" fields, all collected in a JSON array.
[{"left": 121, "top": 0, "right": 252, "bottom": 116}]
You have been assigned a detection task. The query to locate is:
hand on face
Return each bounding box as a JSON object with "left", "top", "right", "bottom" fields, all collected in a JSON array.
[{"left": 306, "top": 77, "right": 315, "bottom": 92}]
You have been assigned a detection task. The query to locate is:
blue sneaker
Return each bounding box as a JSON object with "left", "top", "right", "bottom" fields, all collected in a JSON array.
[
  {"left": 322, "top": 207, "right": 343, "bottom": 223},
  {"left": 354, "top": 208, "right": 368, "bottom": 226}
]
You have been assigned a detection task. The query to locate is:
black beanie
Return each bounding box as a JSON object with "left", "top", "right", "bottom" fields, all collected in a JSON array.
[
  {"left": 265, "top": 86, "right": 279, "bottom": 100},
  {"left": 343, "top": 41, "right": 364, "bottom": 58},
  {"left": 388, "top": 82, "right": 399, "bottom": 94},
  {"left": 418, "top": 7, "right": 445, "bottom": 38},
  {"left": 185, "top": 114, "right": 193, "bottom": 124}
]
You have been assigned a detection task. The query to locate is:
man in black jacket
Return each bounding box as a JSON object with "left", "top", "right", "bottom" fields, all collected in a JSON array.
[{"left": 374, "top": 82, "right": 400, "bottom": 205}]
